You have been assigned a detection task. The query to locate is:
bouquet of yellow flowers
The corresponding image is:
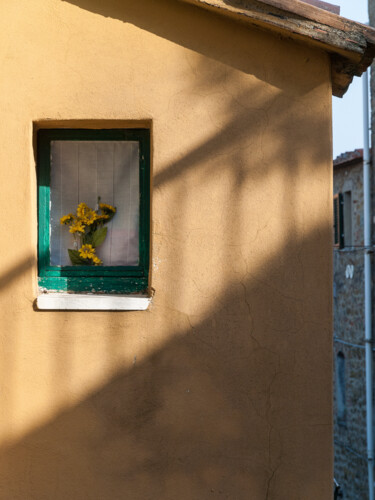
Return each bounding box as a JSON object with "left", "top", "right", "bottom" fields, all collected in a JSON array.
[{"left": 60, "top": 198, "right": 116, "bottom": 266}]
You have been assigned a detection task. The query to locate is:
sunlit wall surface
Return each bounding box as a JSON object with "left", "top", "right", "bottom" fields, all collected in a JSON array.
[{"left": 0, "top": 1, "right": 333, "bottom": 498}]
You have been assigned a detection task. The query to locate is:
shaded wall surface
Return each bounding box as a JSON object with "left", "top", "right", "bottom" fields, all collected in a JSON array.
[{"left": 0, "top": 0, "right": 333, "bottom": 498}]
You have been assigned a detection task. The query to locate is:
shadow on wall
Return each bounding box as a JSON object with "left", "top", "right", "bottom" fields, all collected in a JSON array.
[
  {"left": 60, "top": 0, "right": 329, "bottom": 196},
  {"left": 0, "top": 231, "right": 331, "bottom": 500},
  {"left": 0, "top": 256, "right": 35, "bottom": 291},
  {"left": 62, "top": 0, "right": 324, "bottom": 96},
  {"left": 0, "top": 228, "right": 328, "bottom": 499},
  {"left": 0, "top": 1, "right": 332, "bottom": 499}
]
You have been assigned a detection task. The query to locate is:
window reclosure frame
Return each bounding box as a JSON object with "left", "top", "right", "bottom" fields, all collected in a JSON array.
[{"left": 37, "top": 128, "right": 150, "bottom": 294}]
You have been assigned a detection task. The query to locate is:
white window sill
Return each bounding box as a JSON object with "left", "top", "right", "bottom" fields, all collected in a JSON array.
[{"left": 36, "top": 293, "right": 151, "bottom": 311}]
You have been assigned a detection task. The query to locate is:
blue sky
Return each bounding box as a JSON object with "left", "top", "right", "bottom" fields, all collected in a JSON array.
[{"left": 331, "top": 0, "right": 369, "bottom": 158}]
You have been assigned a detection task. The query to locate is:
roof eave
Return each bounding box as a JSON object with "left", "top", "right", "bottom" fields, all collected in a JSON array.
[
  {"left": 178, "top": 0, "right": 375, "bottom": 97},
  {"left": 334, "top": 157, "right": 363, "bottom": 169}
]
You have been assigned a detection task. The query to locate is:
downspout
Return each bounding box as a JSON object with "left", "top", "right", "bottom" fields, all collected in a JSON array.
[{"left": 363, "top": 67, "right": 374, "bottom": 500}]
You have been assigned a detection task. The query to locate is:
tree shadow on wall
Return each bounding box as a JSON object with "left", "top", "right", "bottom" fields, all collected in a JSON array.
[
  {"left": 0, "top": 224, "right": 331, "bottom": 500},
  {"left": 61, "top": 0, "right": 325, "bottom": 96}
]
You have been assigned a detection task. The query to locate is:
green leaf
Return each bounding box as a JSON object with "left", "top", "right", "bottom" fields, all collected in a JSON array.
[
  {"left": 92, "top": 227, "right": 107, "bottom": 248},
  {"left": 68, "top": 249, "right": 90, "bottom": 266},
  {"left": 83, "top": 233, "right": 93, "bottom": 245}
]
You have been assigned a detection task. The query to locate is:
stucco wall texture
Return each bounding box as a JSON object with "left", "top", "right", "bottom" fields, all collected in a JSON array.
[{"left": 0, "top": 0, "right": 333, "bottom": 498}]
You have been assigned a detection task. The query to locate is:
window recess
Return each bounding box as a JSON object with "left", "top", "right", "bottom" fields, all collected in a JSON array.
[
  {"left": 37, "top": 128, "right": 150, "bottom": 295},
  {"left": 333, "top": 193, "right": 344, "bottom": 248},
  {"left": 343, "top": 190, "right": 352, "bottom": 247}
]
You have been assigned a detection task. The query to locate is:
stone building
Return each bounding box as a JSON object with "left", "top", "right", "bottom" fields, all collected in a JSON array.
[
  {"left": 333, "top": 3, "right": 375, "bottom": 499},
  {"left": 333, "top": 150, "right": 370, "bottom": 499}
]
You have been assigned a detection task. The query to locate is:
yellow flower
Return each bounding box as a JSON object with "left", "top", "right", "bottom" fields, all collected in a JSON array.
[
  {"left": 79, "top": 244, "right": 95, "bottom": 259},
  {"left": 78, "top": 245, "right": 102, "bottom": 265},
  {"left": 99, "top": 203, "right": 116, "bottom": 213},
  {"left": 82, "top": 210, "right": 99, "bottom": 226},
  {"left": 60, "top": 213, "right": 74, "bottom": 225},
  {"left": 77, "top": 202, "right": 90, "bottom": 219},
  {"left": 96, "top": 214, "right": 109, "bottom": 221},
  {"left": 69, "top": 220, "right": 85, "bottom": 233},
  {"left": 92, "top": 255, "right": 102, "bottom": 266}
]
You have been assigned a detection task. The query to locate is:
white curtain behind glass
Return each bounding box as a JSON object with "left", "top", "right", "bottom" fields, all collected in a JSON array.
[{"left": 50, "top": 140, "right": 140, "bottom": 266}]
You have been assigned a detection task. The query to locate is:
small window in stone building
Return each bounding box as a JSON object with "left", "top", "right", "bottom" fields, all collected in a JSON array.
[
  {"left": 336, "top": 352, "right": 346, "bottom": 426},
  {"left": 343, "top": 191, "right": 352, "bottom": 247},
  {"left": 333, "top": 193, "right": 344, "bottom": 248}
]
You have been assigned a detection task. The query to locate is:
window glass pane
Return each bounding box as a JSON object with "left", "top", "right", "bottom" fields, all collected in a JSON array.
[{"left": 50, "top": 140, "right": 140, "bottom": 266}]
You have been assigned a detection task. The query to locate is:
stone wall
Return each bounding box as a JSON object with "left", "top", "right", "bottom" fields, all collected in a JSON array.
[
  {"left": 333, "top": 159, "right": 371, "bottom": 499},
  {"left": 370, "top": 0, "right": 375, "bottom": 239},
  {"left": 335, "top": 2, "right": 375, "bottom": 496}
]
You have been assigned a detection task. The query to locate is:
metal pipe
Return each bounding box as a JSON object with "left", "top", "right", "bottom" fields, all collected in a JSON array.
[{"left": 362, "top": 67, "right": 374, "bottom": 500}]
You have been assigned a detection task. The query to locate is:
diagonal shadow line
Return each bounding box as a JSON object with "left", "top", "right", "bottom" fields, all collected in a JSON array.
[
  {"left": 62, "top": 0, "right": 322, "bottom": 94},
  {"left": 153, "top": 102, "right": 327, "bottom": 189},
  {"left": 0, "top": 223, "right": 332, "bottom": 500},
  {"left": 0, "top": 256, "right": 35, "bottom": 291}
]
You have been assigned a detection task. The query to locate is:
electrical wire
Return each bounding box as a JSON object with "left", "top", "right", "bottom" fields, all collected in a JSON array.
[
  {"left": 334, "top": 440, "right": 367, "bottom": 461},
  {"left": 334, "top": 337, "right": 375, "bottom": 352},
  {"left": 334, "top": 337, "right": 366, "bottom": 349}
]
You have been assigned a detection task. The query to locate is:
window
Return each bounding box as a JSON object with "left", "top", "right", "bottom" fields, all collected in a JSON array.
[
  {"left": 343, "top": 190, "right": 352, "bottom": 247},
  {"left": 333, "top": 191, "right": 353, "bottom": 249},
  {"left": 336, "top": 351, "right": 346, "bottom": 426},
  {"left": 37, "top": 128, "right": 150, "bottom": 295},
  {"left": 333, "top": 193, "right": 344, "bottom": 248}
]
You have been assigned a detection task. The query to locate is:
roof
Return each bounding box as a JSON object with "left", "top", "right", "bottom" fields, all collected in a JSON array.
[
  {"left": 334, "top": 149, "right": 364, "bottom": 168},
  {"left": 179, "top": 0, "right": 375, "bottom": 97}
]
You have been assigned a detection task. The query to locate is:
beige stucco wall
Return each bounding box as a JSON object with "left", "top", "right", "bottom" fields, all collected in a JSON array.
[{"left": 0, "top": 0, "right": 333, "bottom": 498}]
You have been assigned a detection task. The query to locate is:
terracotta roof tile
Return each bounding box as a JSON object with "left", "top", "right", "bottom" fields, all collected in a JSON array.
[{"left": 334, "top": 149, "right": 364, "bottom": 167}]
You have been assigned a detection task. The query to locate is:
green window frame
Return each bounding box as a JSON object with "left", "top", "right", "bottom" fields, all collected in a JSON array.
[{"left": 37, "top": 128, "right": 150, "bottom": 294}]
